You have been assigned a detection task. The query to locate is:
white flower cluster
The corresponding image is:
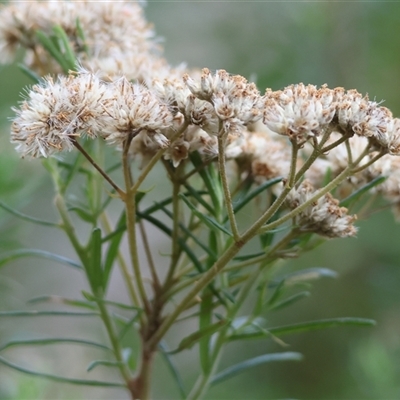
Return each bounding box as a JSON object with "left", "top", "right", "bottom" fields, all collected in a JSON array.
[
  {"left": 0, "top": 0, "right": 179, "bottom": 82},
  {"left": 12, "top": 71, "right": 173, "bottom": 157},
  {"left": 5, "top": 0, "right": 400, "bottom": 233},
  {"left": 184, "top": 68, "right": 264, "bottom": 134},
  {"left": 286, "top": 180, "right": 357, "bottom": 238}
]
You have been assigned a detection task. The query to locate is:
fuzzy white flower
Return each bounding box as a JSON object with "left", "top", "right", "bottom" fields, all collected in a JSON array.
[
  {"left": 11, "top": 72, "right": 106, "bottom": 157},
  {"left": 263, "top": 84, "right": 336, "bottom": 141},
  {"left": 286, "top": 180, "right": 357, "bottom": 238},
  {"left": 100, "top": 77, "right": 173, "bottom": 145},
  {"left": 184, "top": 68, "right": 263, "bottom": 135}
]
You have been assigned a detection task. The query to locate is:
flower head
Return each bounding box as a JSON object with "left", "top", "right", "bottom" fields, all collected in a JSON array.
[
  {"left": 184, "top": 68, "right": 263, "bottom": 134},
  {"left": 286, "top": 180, "right": 357, "bottom": 238},
  {"left": 11, "top": 72, "right": 106, "bottom": 157},
  {"left": 263, "top": 84, "right": 336, "bottom": 141}
]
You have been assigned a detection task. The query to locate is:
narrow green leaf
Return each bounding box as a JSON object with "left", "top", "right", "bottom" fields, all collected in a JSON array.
[
  {"left": 88, "top": 228, "right": 103, "bottom": 292},
  {"left": 0, "top": 200, "right": 59, "bottom": 227},
  {"left": 199, "top": 289, "right": 213, "bottom": 373},
  {"left": 103, "top": 211, "right": 126, "bottom": 286},
  {"left": 232, "top": 177, "right": 283, "bottom": 216},
  {"left": 211, "top": 352, "right": 303, "bottom": 385},
  {"left": 183, "top": 183, "right": 214, "bottom": 214},
  {"left": 0, "top": 338, "right": 111, "bottom": 352},
  {"left": 269, "top": 318, "right": 376, "bottom": 336},
  {"left": 0, "top": 355, "right": 125, "bottom": 387},
  {"left": 27, "top": 295, "right": 96, "bottom": 310},
  {"left": 86, "top": 360, "right": 124, "bottom": 372},
  {"left": 52, "top": 25, "right": 77, "bottom": 71},
  {"left": 35, "top": 30, "right": 70, "bottom": 73},
  {"left": 159, "top": 341, "right": 187, "bottom": 400},
  {"left": 62, "top": 152, "right": 85, "bottom": 191},
  {"left": 340, "top": 176, "right": 386, "bottom": 208},
  {"left": 81, "top": 291, "right": 142, "bottom": 311},
  {"left": 189, "top": 152, "right": 222, "bottom": 215},
  {"left": 229, "top": 318, "right": 376, "bottom": 341},
  {"left": 274, "top": 267, "right": 338, "bottom": 286},
  {"left": 139, "top": 190, "right": 208, "bottom": 218},
  {"left": 118, "top": 314, "right": 140, "bottom": 341},
  {"left": 267, "top": 279, "right": 285, "bottom": 306},
  {"left": 234, "top": 251, "right": 265, "bottom": 262},
  {"left": 75, "top": 18, "right": 89, "bottom": 54},
  {"left": 16, "top": 63, "right": 41, "bottom": 83},
  {"left": 137, "top": 212, "right": 226, "bottom": 305},
  {"left": 157, "top": 203, "right": 217, "bottom": 260},
  {"left": 105, "top": 161, "right": 122, "bottom": 174},
  {"left": 0, "top": 249, "right": 82, "bottom": 270},
  {"left": 69, "top": 206, "right": 95, "bottom": 224},
  {"left": 170, "top": 320, "right": 228, "bottom": 354},
  {"left": 180, "top": 193, "right": 232, "bottom": 237},
  {"left": 269, "top": 291, "right": 311, "bottom": 311},
  {"left": 0, "top": 310, "right": 99, "bottom": 317}
]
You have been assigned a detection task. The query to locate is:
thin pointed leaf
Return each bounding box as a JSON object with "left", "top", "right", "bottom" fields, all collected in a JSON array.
[
  {"left": 0, "top": 201, "right": 59, "bottom": 227},
  {"left": 158, "top": 203, "right": 217, "bottom": 260},
  {"left": 82, "top": 291, "right": 142, "bottom": 311},
  {"left": 340, "top": 176, "right": 386, "bottom": 208},
  {"left": 52, "top": 25, "right": 77, "bottom": 71},
  {"left": 211, "top": 352, "right": 303, "bottom": 385},
  {"left": 118, "top": 314, "right": 140, "bottom": 341},
  {"left": 0, "top": 249, "right": 82, "bottom": 270},
  {"left": 269, "top": 291, "right": 311, "bottom": 311},
  {"left": 137, "top": 212, "right": 225, "bottom": 304},
  {"left": 199, "top": 289, "right": 213, "bottom": 373},
  {"left": 0, "top": 338, "right": 111, "bottom": 352},
  {"left": 180, "top": 193, "right": 232, "bottom": 237},
  {"left": 27, "top": 295, "right": 96, "bottom": 310},
  {"left": 189, "top": 152, "right": 223, "bottom": 215},
  {"left": 35, "top": 30, "right": 70, "bottom": 73},
  {"left": 69, "top": 206, "right": 96, "bottom": 224},
  {"left": 0, "top": 310, "right": 99, "bottom": 317},
  {"left": 75, "top": 18, "right": 89, "bottom": 54},
  {"left": 159, "top": 341, "right": 187, "bottom": 400},
  {"left": 269, "top": 318, "right": 376, "bottom": 336},
  {"left": 88, "top": 228, "right": 103, "bottom": 292},
  {"left": 183, "top": 183, "right": 214, "bottom": 214},
  {"left": 86, "top": 360, "right": 124, "bottom": 372},
  {"left": 139, "top": 190, "right": 208, "bottom": 217},
  {"left": 275, "top": 267, "right": 338, "bottom": 286},
  {"left": 233, "top": 251, "right": 265, "bottom": 262},
  {"left": 62, "top": 152, "right": 85, "bottom": 191},
  {"left": 103, "top": 211, "right": 126, "bottom": 286},
  {"left": 232, "top": 177, "right": 283, "bottom": 216},
  {"left": 17, "top": 63, "right": 41, "bottom": 83},
  {"left": 0, "top": 355, "right": 125, "bottom": 387},
  {"left": 170, "top": 320, "right": 228, "bottom": 354},
  {"left": 267, "top": 279, "right": 285, "bottom": 306},
  {"left": 229, "top": 318, "right": 376, "bottom": 341}
]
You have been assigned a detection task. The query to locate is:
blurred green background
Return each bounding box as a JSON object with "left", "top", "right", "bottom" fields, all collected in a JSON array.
[{"left": 1, "top": 1, "right": 400, "bottom": 399}]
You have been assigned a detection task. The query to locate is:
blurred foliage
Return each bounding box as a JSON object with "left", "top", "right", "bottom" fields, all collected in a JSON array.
[{"left": 0, "top": 2, "right": 400, "bottom": 399}]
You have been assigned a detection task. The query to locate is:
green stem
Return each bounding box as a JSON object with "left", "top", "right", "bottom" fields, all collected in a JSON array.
[
  {"left": 139, "top": 218, "right": 161, "bottom": 291},
  {"left": 55, "top": 195, "right": 132, "bottom": 388},
  {"left": 164, "top": 162, "right": 184, "bottom": 288},
  {"left": 147, "top": 240, "right": 243, "bottom": 349},
  {"left": 187, "top": 269, "right": 260, "bottom": 400},
  {"left": 72, "top": 139, "right": 125, "bottom": 198},
  {"left": 55, "top": 194, "right": 88, "bottom": 265},
  {"left": 99, "top": 212, "right": 142, "bottom": 309},
  {"left": 95, "top": 296, "right": 132, "bottom": 384},
  {"left": 122, "top": 136, "right": 150, "bottom": 314},
  {"left": 218, "top": 132, "right": 240, "bottom": 241},
  {"left": 147, "top": 139, "right": 300, "bottom": 348}
]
